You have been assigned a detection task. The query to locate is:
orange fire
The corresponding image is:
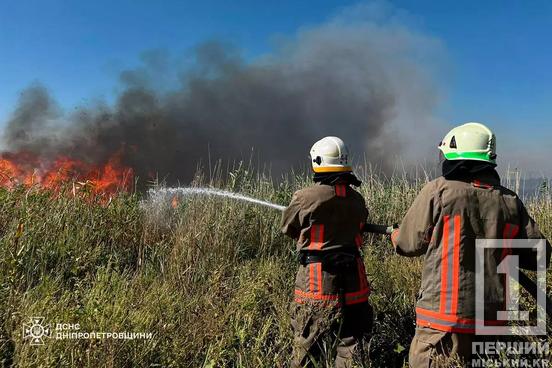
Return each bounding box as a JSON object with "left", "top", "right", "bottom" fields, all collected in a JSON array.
[{"left": 0, "top": 150, "right": 134, "bottom": 195}]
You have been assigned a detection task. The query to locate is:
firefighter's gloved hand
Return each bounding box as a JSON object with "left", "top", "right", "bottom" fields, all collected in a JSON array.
[
  {"left": 386, "top": 223, "right": 399, "bottom": 235},
  {"left": 390, "top": 225, "right": 400, "bottom": 247}
]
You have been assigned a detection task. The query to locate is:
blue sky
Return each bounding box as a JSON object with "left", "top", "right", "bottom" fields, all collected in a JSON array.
[{"left": 0, "top": 0, "right": 551, "bottom": 172}]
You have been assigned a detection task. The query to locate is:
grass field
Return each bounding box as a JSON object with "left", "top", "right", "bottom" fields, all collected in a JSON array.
[{"left": 1, "top": 165, "right": 550, "bottom": 367}]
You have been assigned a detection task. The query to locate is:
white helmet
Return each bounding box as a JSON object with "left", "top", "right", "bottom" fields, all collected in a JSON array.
[
  {"left": 438, "top": 122, "right": 497, "bottom": 164},
  {"left": 310, "top": 136, "right": 352, "bottom": 173}
]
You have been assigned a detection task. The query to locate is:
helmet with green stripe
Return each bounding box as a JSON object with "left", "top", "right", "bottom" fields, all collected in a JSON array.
[{"left": 438, "top": 122, "right": 497, "bottom": 164}]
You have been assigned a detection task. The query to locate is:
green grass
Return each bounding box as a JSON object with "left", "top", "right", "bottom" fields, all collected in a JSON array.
[{"left": 0, "top": 166, "right": 550, "bottom": 367}]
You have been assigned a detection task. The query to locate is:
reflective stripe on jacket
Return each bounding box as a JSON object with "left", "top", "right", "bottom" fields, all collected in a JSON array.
[
  {"left": 392, "top": 174, "right": 551, "bottom": 333},
  {"left": 281, "top": 183, "right": 368, "bottom": 252},
  {"left": 281, "top": 183, "right": 370, "bottom": 305}
]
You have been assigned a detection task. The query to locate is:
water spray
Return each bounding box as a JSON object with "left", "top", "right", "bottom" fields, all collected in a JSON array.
[
  {"left": 147, "top": 187, "right": 286, "bottom": 211},
  {"left": 145, "top": 186, "right": 394, "bottom": 233},
  {"left": 143, "top": 186, "right": 551, "bottom": 317}
]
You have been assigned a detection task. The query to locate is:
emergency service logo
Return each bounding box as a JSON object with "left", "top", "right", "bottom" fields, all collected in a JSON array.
[
  {"left": 22, "top": 317, "right": 153, "bottom": 346},
  {"left": 23, "top": 317, "right": 51, "bottom": 345}
]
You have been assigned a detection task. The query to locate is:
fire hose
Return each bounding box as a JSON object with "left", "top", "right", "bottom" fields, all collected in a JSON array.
[
  {"left": 363, "top": 223, "right": 552, "bottom": 319},
  {"left": 158, "top": 188, "right": 551, "bottom": 319}
]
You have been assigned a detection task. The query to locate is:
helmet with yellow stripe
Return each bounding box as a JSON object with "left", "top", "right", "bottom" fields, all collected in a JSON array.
[
  {"left": 438, "top": 122, "right": 497, "bottom": 164},
  {"left": 310, "top": 136, "right": 352, "bottom": 173}
]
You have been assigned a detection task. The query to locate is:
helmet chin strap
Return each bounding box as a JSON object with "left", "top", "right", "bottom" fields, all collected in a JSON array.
[{"left": 438, "top": 151, "right": 446, "bottom": 165}]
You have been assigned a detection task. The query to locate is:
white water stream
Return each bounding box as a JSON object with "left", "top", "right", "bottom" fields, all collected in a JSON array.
[{"left": 146, "top": 187, "right": 286, "bottom": 211}]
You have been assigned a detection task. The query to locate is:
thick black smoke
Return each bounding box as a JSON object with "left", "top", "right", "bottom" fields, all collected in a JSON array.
[{"left": 1, "top": 5, "right": 443, "bottom": 184}]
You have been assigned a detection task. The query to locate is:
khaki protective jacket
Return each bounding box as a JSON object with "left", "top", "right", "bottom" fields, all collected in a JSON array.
[
  {"left": 392, "top": 173, "right": 551, "bottom": 333},
  {"left": 282, "top": 183, "right": 370, "bottom": 306}
]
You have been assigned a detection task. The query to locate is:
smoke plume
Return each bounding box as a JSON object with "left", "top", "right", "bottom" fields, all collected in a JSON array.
[{"left": 1, "top": 4, "right": 444, "bottom": 184}]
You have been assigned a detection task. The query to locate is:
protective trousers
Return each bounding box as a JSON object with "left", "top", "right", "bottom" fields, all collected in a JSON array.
[
  {"left": 290, "top": 301, "right": 373, "bottom": 368},
  {"left": 408, "top": 327, "right": 477, "bottom": 367}
]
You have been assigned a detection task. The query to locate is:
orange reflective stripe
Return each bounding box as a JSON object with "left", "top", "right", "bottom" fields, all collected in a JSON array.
[
  {"left": 294, "top": 297, "right": 331, "bottom": 305},
  {"left": 345, "top": 297, "right": 369, "bottom": 305},
  {"left": 391, "top": 229, "right": 399, "bottom": 247},
  {"left": 306, "top": 262, "right": 323, "bottom": 295},
  {"left": 472, "top": 180, "right": 493, "bottom": 189},
  {"left": 356, "top": 258, "right": 364, "bottom": 290},
  {"left": 502, "top": 224, "right": 512, "bottom": 308},
  {"left": 416, "top": 307, "right": 506, "bottom": 326},
  {"left": 294, "top": 289, "right": 338, "bottom": 301},
  {"left": 502, "top": 223, "right": 519, "bottom": 255},
  {"left": 502, "top": 223, "right": 519, "bottom": 245},
  {"left": 450, "top": 215, "right": 461, "bottom": 315},
  {"left": 355, "top": 222, "right": 363, "bottom": 248},
  {"left": 417, "top": 307, "right": 457, "bottom": 321},
  {"left": 439, "top": 215, "right": 460, "bottom": 315},
  {"left": 295, "top": 293, "right": 368, "bottom": 306},
  {"left": 511, "top": 225, "right": 519, "bottom": 238},
  {"left": 295, "top": 255, "right": 371, "bottom": 307},
  {"left": 356, "top": 258, "right": 371, "bottom": 297},
  {"left": 308, "top": 224, "right": 325, "bottom": 250},
  {"left": 346, "top": 288, "right": 370, "bottom": 298},
  {"left": 503, "top": 223, "right": 511, "bottom": 251},
  {"left": 417, "top": 307, "right": 481, "bottom": 325},
  {"left": 317, "top": 263, "right": 323, "bottom": 296},
  {"left": 417, "top": 318, "right": 505, "bottom": 334},
  {"left": 416, "top": 319, "right": 476, "bottom": 334},
  {"left": 501, "top": 223, "right": 513, "bottom": 262},
  {"left": 309, "top": 264, "right": 316, "bottom": 293},
  {"left": 295, "top": 287, "right": 370, "bottom": 306},
  {"left": 345, "top": 288, "right": 370, "bottom": 305},
  {"left": 335, "top": 184, "right": 347, "bottom": 197},
  {"left": 501, "top": 223, "right": 519, "bottom": 308},
  {"left": 440, "top": 215, "right": 450, "bottom": 313}
]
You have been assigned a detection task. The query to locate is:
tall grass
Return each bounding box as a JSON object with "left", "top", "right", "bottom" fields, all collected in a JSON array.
[{"left": 0, "top": 165, "right": 550, "bottom": 367}]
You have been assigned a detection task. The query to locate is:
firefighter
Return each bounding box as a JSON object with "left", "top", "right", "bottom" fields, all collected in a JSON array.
[
  {"left": 282, "top": 136, "right": 373, "bottom": 368},
  {"left": 391, "top": 122, "right": 551, "bottom": 367}
]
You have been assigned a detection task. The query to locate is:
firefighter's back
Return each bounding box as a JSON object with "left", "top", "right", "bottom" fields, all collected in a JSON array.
[
  {"left": 289, "top": 183, "right": 368, "bottom": 253},
  {"left": 281, "top": 136, "right": 374, "bottom": 368},
  {"left": 417, "top": 174, "right": 522, "bottom": 327}
]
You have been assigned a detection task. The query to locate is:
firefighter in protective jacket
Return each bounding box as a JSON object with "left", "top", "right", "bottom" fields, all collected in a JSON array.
[
  {"left": 391, "top": 122, "right": 551, "bottom": 367},
  {"left": 281, "top": 136, "right": 373, "bottom": 368}
]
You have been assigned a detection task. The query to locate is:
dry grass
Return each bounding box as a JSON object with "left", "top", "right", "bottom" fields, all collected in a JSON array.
[{"left": 0, "top": 165, "right": 550, "bottom": 367}]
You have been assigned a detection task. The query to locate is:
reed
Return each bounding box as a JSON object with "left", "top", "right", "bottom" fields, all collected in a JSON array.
[{"left": 1, "top": 164, "right": 549, "bottom": 367}]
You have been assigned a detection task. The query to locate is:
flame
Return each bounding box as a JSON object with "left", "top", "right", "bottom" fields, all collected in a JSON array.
[
  {"left": 171, "top": 196, "right": 179, "bottom": 208},
  {"left": 0, "top": 150, "right": 134, "bottom": 195}
]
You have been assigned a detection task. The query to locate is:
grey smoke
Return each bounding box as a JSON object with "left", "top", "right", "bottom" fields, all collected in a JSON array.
[{"left": 1, "top": 4, "right": 443, "bottom": 184}]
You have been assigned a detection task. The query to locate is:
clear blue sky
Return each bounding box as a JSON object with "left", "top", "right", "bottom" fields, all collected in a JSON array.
[{"left": 1, "top": 0, "right": 551, "bottom": 152}]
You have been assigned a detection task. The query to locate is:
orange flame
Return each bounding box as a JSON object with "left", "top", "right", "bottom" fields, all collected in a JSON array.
[
  {"left": 0, "top": 150, "right": 134, "bottom": 195},
  {"left": 171, "top": 196, "right": 179, "bottom": 208}
]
